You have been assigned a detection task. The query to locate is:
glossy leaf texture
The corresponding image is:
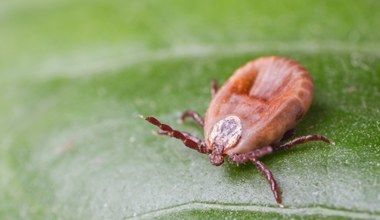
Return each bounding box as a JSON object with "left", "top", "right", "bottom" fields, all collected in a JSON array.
[{"left": 0, "top": 0, "right": 379, "bottom": 219}]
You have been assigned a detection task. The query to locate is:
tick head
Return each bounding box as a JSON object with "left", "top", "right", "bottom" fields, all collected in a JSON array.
[{"left": 208, "top": 115, "right": 243, "bottom": 165}]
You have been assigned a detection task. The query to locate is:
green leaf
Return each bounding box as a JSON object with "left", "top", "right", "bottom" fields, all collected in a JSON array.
[{"left": 1, "top": 0, "right": 380, "bottom": 219}]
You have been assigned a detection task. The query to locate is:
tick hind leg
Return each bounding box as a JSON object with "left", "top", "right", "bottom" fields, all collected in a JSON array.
[
  {"left": 274, "top": 134, "right": 332, "bottom": 153},
  {"left": 280, "top": 128, "right": 296, "bottom": 141}
]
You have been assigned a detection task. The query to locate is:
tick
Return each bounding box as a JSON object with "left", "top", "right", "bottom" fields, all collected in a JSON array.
[{"left": 143, "top": 56, "right": 332, "bottom": 207}]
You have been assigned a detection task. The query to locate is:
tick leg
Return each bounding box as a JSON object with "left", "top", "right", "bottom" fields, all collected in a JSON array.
[
  {"left": 252, "top": 158, "right": 283, "bottom": 207},
  {"left": 211, "top": 79, "right": 218, "bottom": 98},
  {"left": 228, "top": 153, "right": 283, "bottom": 207},
  {"left": 280, "top": 128, "right": 296, "bottom": 142},
  {"left": 273, "top": 134, "right": 332, "bottom": 152},
  {"left": 228, "top": 146, "right": 274, "bottom": 164},
  {"left": 179, "top": 110, "right": 204, "bottom": 127},
  {"left": 144, "top": 116, "right": 209, "bottom": 154},
  {"left": 157, "top": 130, "right": 204, "bottom": 148}
]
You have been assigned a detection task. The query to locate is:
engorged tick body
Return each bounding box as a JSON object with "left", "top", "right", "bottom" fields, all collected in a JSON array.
[{"left": 144, "top": 56, "right": 332, "bottom": 207}]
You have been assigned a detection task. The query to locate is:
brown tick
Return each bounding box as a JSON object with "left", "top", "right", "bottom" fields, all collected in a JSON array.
[{"left": 143, "top": 56, "right": 332, "bottom": 207}]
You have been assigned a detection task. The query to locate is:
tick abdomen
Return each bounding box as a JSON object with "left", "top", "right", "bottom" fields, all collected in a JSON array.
[{"left": 204, "top": 56, "right": 314, "bottom": 155}]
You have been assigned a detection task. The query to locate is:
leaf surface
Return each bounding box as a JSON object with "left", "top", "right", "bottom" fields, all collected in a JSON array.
[{"left": 0, "top": 0, "right": 379, "bottom": 219}]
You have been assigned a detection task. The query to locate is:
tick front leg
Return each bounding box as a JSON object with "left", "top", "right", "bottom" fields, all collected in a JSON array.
[
  {"left": 144, "top": 116, "right": 209, "bottom": 154},
  {"left": 273, "top": 134, "right": 332, "bottom": 153},
  {"left": 157, "top": 130, "right": 204, "bottom": 149},
  {"left": 179, "top": 110, "right": 204, "bottom": 127}
]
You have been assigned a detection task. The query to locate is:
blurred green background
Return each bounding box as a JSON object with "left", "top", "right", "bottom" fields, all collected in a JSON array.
[{"left": 1, "top": 0, "right": 380, "bottom": 219}]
